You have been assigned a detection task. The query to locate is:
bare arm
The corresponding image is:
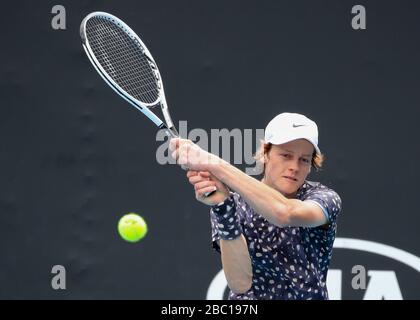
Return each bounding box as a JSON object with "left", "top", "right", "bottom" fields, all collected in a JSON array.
[
  {"left": 172, "top": 139, "right": 327, "bottom": 228},
  {"left": 220, "top": 236, "right": 253, "bottom": 294},
  {"left": 187, "top": 170, "right": 252, "bottom": 294},
  {"left": 209, "top": 159, "right": 327, "bottom": 227}
]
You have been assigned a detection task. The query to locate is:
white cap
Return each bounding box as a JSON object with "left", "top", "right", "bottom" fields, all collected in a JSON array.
[{"left": 264, "top": 112, "right": 321, "bottom": 155}]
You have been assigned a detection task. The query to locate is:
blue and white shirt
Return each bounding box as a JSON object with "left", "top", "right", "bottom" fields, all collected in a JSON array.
[{"left": 210, "top": 181, "right": 342, "bottom": 300}]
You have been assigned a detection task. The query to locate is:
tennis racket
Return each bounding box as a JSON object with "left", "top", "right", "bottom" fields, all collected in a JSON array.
[
  {"left": 80, "top": 11, "right": 215, "bottom": 196},
  {"left": 80, "top": 11, "right": 178, "bottom": 138}
]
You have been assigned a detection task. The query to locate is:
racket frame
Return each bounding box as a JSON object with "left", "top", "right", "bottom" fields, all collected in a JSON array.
[{"left": 80, "top": 11, "right": 178, "bottom": 138}]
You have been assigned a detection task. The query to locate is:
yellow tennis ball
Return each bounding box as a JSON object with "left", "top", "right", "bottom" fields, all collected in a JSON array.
[{"left": 118, "top": 213, "right": 148, "bottom": 243}]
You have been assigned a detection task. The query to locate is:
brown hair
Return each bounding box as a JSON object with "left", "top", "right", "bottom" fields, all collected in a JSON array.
[{"left": 254, "top": 140, "right": 324, "bottom": 175}]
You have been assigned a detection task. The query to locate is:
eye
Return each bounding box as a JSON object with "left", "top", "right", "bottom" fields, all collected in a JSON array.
[
  {"left": 281, "top": 154, "right": 291, "bottom": 159},
  {"left": 301, "top": 158, "right": 310, "bottom": 164}
]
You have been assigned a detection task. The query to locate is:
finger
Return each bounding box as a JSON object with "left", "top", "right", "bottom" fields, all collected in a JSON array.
[
  {"left": 178, "top": 154, "right": 187, "bottom": 166},
  {"left": 198, "top": 171, "right": 211, "bottom": 178},
  {"left": 186, "top": 170, "right": 198, "bottom": 178},
  {"left": 194, "top": 180, "right": 216, "bottom": 191},
  {"left": 177, "top": 144, "right": 189, "bottom": 164},
  {"left": 208, "top": 172, "right": 224, "bottom": 187},
  {"left": 171, "top": 150, "right": 179, "bottom": 162},
  {"left": 168, "top": 138, "right": 180, "bottom": 152},
  {"left": 188, "top": 175, "right": 209, "bottom": 185}
]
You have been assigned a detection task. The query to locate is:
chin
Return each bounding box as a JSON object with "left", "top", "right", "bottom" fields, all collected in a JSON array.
[{"left": 276, "top": 184, "right": 298, "bottom": 197}]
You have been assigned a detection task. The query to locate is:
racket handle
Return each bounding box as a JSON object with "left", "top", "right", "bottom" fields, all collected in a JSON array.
[
  {"left": 159, "top": 123, "right": 179, "bottom": 138},
  {"left": 162, "top": 125, "right": 214, "bottom": 198},
  {"left": 164, "top": 128, "right": 178, "bottom": 138},
  {"left": 204, "top": 190, "right": 216, "bottom": 197}
]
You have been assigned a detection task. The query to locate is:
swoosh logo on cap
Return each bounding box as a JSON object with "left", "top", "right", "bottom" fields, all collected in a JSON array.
[{"left": 292, "top": 124, "right": 305, "bottom": 128}]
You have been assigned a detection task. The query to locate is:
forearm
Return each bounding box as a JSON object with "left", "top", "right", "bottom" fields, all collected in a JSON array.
[
  {"left": 209, "top": 160, "right": 292, "bottom": 226},
  {"left": 210, "top": 193, "right": 253, "bottom": 294},
  {"left": 220, "top": 236, "right": 253, "bottom": 294}
]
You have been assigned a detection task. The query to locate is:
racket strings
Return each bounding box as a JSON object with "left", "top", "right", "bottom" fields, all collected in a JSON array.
[
  {"left": 92, "top": 20, "right": 158, "bottom": 102},
  {"left": 86, "top": 17, "right": 160, "bottom": 104}
]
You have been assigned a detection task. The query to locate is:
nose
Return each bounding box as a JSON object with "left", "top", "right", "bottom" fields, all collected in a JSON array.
[{"left": 288, "top": 159, "right": 300, "bottom": 173}]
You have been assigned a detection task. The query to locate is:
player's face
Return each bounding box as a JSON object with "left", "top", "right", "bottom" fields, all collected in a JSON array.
[{"left": 262, "top": 139, "right": 314, "bottom": 198}]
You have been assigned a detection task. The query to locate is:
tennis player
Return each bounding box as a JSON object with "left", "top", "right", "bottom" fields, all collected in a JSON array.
[{"left": 170, "top": 112, "right": 342, "bottom": 300}]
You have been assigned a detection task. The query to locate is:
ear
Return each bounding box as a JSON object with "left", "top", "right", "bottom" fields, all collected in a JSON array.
[{"left": 263, "top": 152, "right": 269, "bottom": 163}]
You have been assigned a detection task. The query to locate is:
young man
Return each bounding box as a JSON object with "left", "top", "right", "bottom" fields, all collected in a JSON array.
[{"left": 169, "top": 113, "right": 342, "bottom": 300}]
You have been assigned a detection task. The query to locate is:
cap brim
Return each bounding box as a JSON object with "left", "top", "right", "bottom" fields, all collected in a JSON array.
[{"left": 267, "top": 134, "right": 321, "bottom": 155}]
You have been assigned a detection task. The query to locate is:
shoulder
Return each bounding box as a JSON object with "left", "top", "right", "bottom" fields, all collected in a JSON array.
[
  {"left": 299, "top": 180, "right": 343, "bottom": 223},
  {"left": 300, "top": 181, "right": 341, "bottom": 200}
]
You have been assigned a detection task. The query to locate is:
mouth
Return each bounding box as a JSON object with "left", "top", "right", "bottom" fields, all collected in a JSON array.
[{"left": 283, "top": 176, "right": 298, "bottom": 182}]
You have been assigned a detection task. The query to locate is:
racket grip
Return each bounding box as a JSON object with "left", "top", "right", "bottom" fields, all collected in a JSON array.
[{"left": 204, "top": 190, "right": 216, "bottom": 197}]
